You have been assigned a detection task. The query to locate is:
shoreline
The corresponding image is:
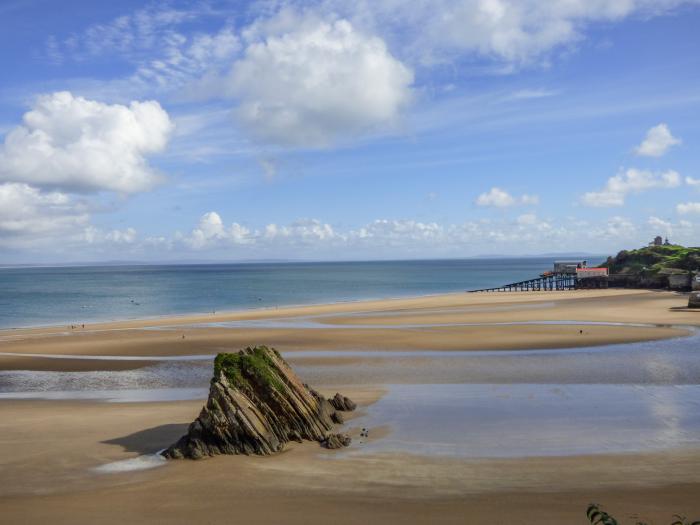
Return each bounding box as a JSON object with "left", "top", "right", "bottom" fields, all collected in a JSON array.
[
  {"left": 0, "top": 288, "right": 476, "bottom": 332},
  {"left": 2, "top": 288, "right": 700, "bottom": 523},
  {"left": 0, "top": 289, "right": 696, "bottom": 372},
  {"left": 1, "top": 287, "right": 693, "bottom": 333}
]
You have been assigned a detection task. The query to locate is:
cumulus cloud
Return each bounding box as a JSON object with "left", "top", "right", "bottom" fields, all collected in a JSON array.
[
  {"left": 597, "top": 215, "right": 637, "bottom": 239},
  {"left": 686, "top": 176, "right": 700, "bottom": 187},
  {"left": 223, "top": 18, "right": 413, "bottom": 147},
  {"left": 351, "top": 219, "right": 444, "bottom": 244},
  {"left": 263, "top": 219, "right": 337, "bottom": 242},
  {"left": 41, "top": 1, "right": 700, "bottom": 151},
  {"left": 635, "top": 123, "right": 681, "bottom": 157},
  {"left": 29, "top": 208, "right": 692, "bottom": 259},
  {"left": 581, "top": 168, "right": 681, "bottom": 207},
  {"left": 0, "top": 183, "right": 89, "bottom": 246},
  {"left": 647, "top": 216, "right": 693, "bottom": 240},
  {"left": 184, "top": 211, "right": 252, "bottom": 249},
  {"left": 0, "top": 182, "right": 147, "bottom": 253},
  {"left": 476, "top": 188, "right": 539, "bottom": 208},
  {"left": 677, "top": 202, "right": 700, "bottom": 215},
  {"left": 0, "top": 92, "right": 173, "bottom": 193},
  {"left": 83, "top": 226, "right": 138, "bottom": 245},
  {"left": 477, "top": 188, "right": 515, "bottom": 207}
]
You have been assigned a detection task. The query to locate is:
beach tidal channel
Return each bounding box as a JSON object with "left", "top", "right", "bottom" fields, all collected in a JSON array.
[{"left": 2, "top": 323, "right": 700, "bottom": 459}]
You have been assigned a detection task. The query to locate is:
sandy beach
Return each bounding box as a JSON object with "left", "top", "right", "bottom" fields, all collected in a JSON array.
[{"left": 2, "top": 288, "right": 700, "bottom": 524}]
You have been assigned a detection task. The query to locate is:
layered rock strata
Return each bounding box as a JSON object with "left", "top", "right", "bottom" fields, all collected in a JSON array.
[{"left": 163, "top": 346, "right": 355, "bottom": 459}]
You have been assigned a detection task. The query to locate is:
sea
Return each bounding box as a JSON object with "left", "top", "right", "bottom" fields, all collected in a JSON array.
[{"left": 0, "top": 257, "right": 603, "bottom": 329}]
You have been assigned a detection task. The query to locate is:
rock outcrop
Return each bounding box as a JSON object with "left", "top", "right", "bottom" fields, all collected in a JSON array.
[
  {"left": 322, "top": 433, "right": 352, "bottom": 449},
  {"left": 601, "top": 244, "right": 699, "bottom": 290},
  {"left": 689, "top": 292, "right": 700, "bottom": 309},
  {"left": 329, "top": 393, "right": 357, "bottom": 411},
  {"left": 163, "top": 346, "right": 355, "bottom": 459}
]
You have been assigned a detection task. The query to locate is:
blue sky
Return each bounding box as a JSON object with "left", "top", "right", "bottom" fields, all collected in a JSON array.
[{"left": 0, "top": 0, "right": 699, "bottom": 263}]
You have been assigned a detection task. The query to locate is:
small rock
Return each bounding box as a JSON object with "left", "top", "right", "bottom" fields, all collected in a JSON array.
[
  {"left": 329, "top": 393, "right": 357, "bottom": 411},
  {"left": 331, "top": 411, "right": 344, "bottom": 424},
  {"left": 322, "top": 433, "right": 351, "bottom": 449},
  {"left": 689, "top": 291, "right": 700, "bottom": 308}
]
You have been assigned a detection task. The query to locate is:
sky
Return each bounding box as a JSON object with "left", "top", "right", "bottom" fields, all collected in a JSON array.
[{"left": 0, "top": 0, "right": 699, "bottom": 263}]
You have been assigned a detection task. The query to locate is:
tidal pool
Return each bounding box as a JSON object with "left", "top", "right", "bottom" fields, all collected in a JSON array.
[
  {"left": 2, "top": 325, "right": 700, "bottom": 458},
  {"left": 346, "top": 383, "right": 700, "bottom": 458}
]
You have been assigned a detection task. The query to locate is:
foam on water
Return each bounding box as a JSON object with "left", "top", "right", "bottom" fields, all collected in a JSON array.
[
  {"left": 0, "top": 387, "right": 208, "bottom": 402},
  {"left": 92, "top": 451, "right": 167, "bottom": 473}
]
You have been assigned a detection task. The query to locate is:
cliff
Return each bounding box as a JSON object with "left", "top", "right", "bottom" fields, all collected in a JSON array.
[
  {"left": 601, "top": 244, "right": 699, "bottom": 289},
  {"left": 163, "top": 346, "right": 354, "bottom": 459}
]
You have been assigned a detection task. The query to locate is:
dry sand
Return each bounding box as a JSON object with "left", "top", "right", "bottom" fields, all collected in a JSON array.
[{"left": 1, "top": 289, "right": 699, "bottom": 523}]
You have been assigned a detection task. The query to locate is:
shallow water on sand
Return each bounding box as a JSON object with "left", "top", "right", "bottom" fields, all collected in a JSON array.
[
  {"left": 2, "top": 326, "right": 700, "bottom": 457},
  {"left": 347, "top": 383, "right": 700, "bottom": 458}
]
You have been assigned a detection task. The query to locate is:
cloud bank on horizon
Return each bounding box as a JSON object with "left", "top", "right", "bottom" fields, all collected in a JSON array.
[{"left": 0, "top": 0, "right": 699, "bottom": 262}]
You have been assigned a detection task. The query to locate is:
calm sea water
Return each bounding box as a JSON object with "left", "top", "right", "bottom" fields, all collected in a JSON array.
[{"left": 0, "top": 257, "right": 602, "bottom": 329}]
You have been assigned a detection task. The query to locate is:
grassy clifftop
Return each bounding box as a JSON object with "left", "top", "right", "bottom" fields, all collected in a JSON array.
[{"left": 601, "top": 244, "right": 700, "bottom": 275}]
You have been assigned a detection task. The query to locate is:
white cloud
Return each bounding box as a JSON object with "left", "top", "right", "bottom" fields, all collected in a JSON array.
[
  {"left": 520, "top": 194, "right": 540, "bottom": 205},
  {"left": 83, "top": 226, "right": 137, "bottom": 245},
  {"left": 516, "top": 213, "right": 537, "bottom": 225},
  {"left": 185, "top": 211, "right": 252, "bottom": 249},
  {"left": 0, "top": 92, "right": 173, "bottom": 193},
  {"left": 264, "top": 219, "right": 337, "bottom": 242},
  {"left": 39, "top": 1, "right": 700, "bottom": 152},
  {"left": 635, "top": 123, "right": 681, "bottom": 157},
  {"left": 11, "top": 206, "right": 697, "bottom": 259},
  {"left": 581, "top": 190, "right": 625, "bottom": 207},
  {"left": 46, "top": 5, "right": 206, "bottom": 64},
  {"left": 677, "top": 202, "right": 700, "bottom": 215},
  {"left": 581, "top": 168, "right": 681, "bottom": 207},
  {"left": 50, "top": 1, "right": 700, "bottom": 76},
  {"left": 137, "top": 27, "right": 241, "bottom": 94},
  {"left": 0, "top": 182, "right": 148, "bottom": 253},
  {"left": 0, "top": 183, "right": 88, "bottom": 246},
  {"left": 351, "top": 219, "right": 444, "bottom": 244},
  {"left": 183, "top": 214, "right": 341, "bottom": 250},
  {"left": 647, "top": 216, "right": 673, "bottom": 237},
  {"left": 476, "top": 187, "right": 539, "bottom": 208},
  {"left": 686, "top": 176, "right": 700, "bottom": 187},
  {"left": 647, "top": 216, "right": 694, "bottom": 240},
  {"left": 321, "top": 0, "right": 699, "bottom": 66},
  {"left": 477, "top": 188, "right": 515, "bottom": 207},
  {"left": 224, "top": 18, "right": 413, "bottom": 147},
  {"left": 507, "top": 89, "right": 559, "bottom": 101},
  {"left": 597, "top": 216, "right": 637, "bottom": 239}
]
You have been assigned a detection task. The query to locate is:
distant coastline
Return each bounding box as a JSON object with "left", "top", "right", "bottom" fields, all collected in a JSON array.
[
  {"left": 0, "top": 253, "right": 607, "bottom": 269},
  {"left": 0, "top": 257, "right": 606, "bottom": 329}
]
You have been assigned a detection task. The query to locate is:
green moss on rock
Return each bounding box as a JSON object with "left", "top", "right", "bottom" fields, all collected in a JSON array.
[{"left": 214, "top": 346, "right": 286, "bottom": 393}]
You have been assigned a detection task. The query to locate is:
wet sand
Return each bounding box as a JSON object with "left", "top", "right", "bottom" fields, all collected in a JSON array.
[
  {"left": 1, "top": 397, "right": 700, "bottom": 524},
  {"left": 0, "top": 289, "right": 694, "bottom": 372},
  {"left": 2, "top": 289, "right": 700, "bottom": 523}
]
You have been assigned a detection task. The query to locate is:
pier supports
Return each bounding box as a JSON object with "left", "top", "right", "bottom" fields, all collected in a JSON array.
[{"left": 470, "top": 273, "right": 579, "bottom": 293}]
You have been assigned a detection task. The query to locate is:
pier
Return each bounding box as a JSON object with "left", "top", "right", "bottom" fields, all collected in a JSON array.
[
  {"left": 469, "top": 260, "right": 608, "bottom": 293},
  {"left": 469, "top": 273, "right": 578, "bottom": 292}
]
